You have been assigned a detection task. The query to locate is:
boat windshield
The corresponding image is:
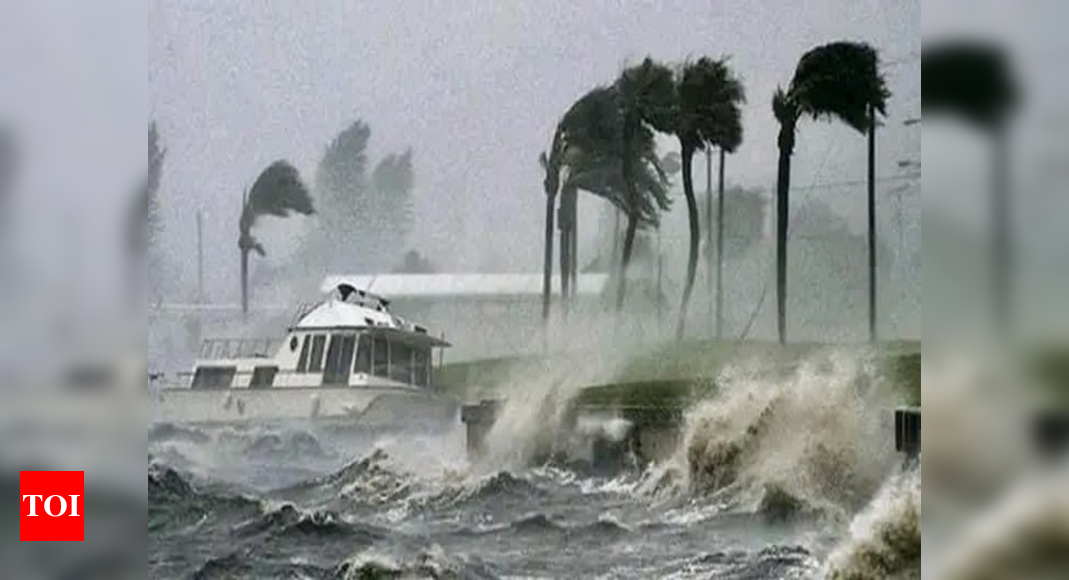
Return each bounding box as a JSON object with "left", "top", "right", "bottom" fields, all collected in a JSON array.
[{"left": 199, "top": 338, "right": 280, "bottom": 359}]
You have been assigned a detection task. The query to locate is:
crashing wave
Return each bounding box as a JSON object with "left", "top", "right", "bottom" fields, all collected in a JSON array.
[
  {"left": 148, "top": 462, "right": 197, "bottom": 503},
  {"left": 277, "top": 448, "right": 418, "bottom": 508},
  {"left": 334, "top": 544, "right": 496, "bottom": 580},
  {"left": 243, "top": 430, "right": 328, "bottom": 460},
  {"left": 149, "top": 461, "right": 260, "bottom": 533},
  {"left": 683, "top": 545, "right": 817, "bottom": 578},
  {"left": 149, "top": 422, "right": 211, "bottom": 444},
  {"left": 928, "top": 467, "right": 1069, "bottom": 580},
  {"left": 191, "top": 552, "right": 254, "bottom": 579},
  {"left": 635, "top": 352, "right": 900, "bottom": 521},
  {"left": 823, "top": 466, "right": 921, "bottom": 580},
  {"left": 231, "top": 502, "right": 385, "bottom": 544},
  {"left": 421, "top": 470, "right": 542, "bottom": 511}
]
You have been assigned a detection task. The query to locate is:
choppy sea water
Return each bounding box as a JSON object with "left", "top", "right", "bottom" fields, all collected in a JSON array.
[{"left": 148, "top": 354, "right": 923, "bottom": 579}]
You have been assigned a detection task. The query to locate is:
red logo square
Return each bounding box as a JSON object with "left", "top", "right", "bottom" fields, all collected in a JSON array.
[{"left": 19, "top": 471, "right": 84, "bottom": 541}]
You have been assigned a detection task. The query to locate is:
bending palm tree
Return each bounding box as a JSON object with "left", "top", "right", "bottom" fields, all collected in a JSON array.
[
  {"left": 543, "top": 84, "right": 672, "bottom": 321},
  {"left": 542, "top": 91, "right": 618, "bottom": 325},
  {"left": 615, "top": 58, "right": 677, "bottom": 312},
  {"left": 773, "top": 41, "right": 889, "bottom": 344},
  {"left": 238, "top": 160, "right": 315, "bottom": 316},
  {"left": 539, "top": 126, "right": 565, "bottom": 325},
  {"left": 922, "top": 41, "right": 1017, "bottom": 337},
  {"left": 673, "top": 57, "right": 745, "bottom": 339}
]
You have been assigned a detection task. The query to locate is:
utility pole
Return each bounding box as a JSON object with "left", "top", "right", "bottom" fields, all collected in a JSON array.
[{"left": 657, "top": 226, "right": 664, "bottom": 330}]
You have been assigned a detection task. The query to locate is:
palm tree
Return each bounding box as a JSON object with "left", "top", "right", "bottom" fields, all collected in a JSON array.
[
  {"left": 673, "top": 57, "right": 745, "bottom": 339},
  {"left": 132, "top": 123, "right": 165, "bottom": 303},
  {"left": 922, "top": 41, "right": 1017, "bottom": 337},
  {"left": 238, "top": 160, "right": 315, "bottom": 316},
  {"left": 543, "top": 83, "right": 673, "bottom": 323},
  {"left": 539, "top": 126, "right": 565, "bottom": 324},
  {"left": 541, "top": 91, "right": 620, "bottom": 325},
  {"left": 772, "top": 41, "right": 889, "bottom": 344},
  {"left": 615, "top": 58, "right": 677, "bottom": 312}
]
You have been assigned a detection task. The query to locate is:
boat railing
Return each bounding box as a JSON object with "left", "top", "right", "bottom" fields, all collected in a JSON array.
[
  {"left": 161, "top": 368, "right": 431, "bottom": 391},
  {"left": 197, "top": 338, "right": 281, "bottom": 360}
]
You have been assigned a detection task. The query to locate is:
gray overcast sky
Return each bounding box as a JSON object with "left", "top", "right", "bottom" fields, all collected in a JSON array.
[
  {"left": 1, "top": 0, "right": 144, "bottom": 312},
  {"left": 144, "top": 0, "right": 920, "bottom": 301}
]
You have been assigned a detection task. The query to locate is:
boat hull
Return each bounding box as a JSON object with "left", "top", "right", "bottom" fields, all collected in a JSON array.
[{"left": 150, "top": 386, "right": 458, "bottom": 427}]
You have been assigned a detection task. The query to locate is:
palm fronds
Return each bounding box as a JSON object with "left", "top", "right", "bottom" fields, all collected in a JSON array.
[
  {"left": 790, "top": 41, "right": 889, "bottom": 133},
  {"left": 239, "top": 160, "right": 314, "bottom": 257},
  {"left": 922, "top": 40, "right": 1017, "bottom": 130}
]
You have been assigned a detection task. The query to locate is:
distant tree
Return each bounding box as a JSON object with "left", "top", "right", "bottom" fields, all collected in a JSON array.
[
  {"left": 392, "top": 249, "right": 436, "bottom": 274},
  {"left": 133, "top": 122, "right": 165, "bottom": 302},
  {"left": 539, "top": 125, "right": 565, "bottom": 324},
  {"left": 130, "top": 123, "right": 165, "bottom": 257},
  {"left": 238, "top": 160, "right": 315, "bottom": 315},
  {"left": 312, "top": 121, "right": 415, "bottom": 274},
  {"left": 923, "top": 41, "right": 1018, "bottom": 336},
  {"left": 772, "top": 41, "right": 889, "bottom": 344},
  {"left": 700, "top": 185, "right": 767, "bottom": 260},
  {"left": 313, "top": 121, "right": 370, "bottom": 274},
  {"left": 371, "top": 148, "right": 415, "bottom": 260},
  {"left": 791, "top": 199, "right": 892, "bottom": 334}
]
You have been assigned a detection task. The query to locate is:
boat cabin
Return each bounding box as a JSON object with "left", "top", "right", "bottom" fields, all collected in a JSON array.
[{"left": 188, "top": 283, "right": 450, "bottom": 391}]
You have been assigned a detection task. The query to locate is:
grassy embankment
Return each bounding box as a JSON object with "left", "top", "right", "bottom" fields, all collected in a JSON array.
[{"left": 434, "top": 339, "right": 922, "bottom": 411}]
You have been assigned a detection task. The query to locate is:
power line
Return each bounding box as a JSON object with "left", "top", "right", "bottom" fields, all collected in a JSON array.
[
  {"left": 883, "top": 51, "right": 921, "bottom": 67},
  {"left": 790, "top": 173, "right": 920, "bottom": 192}
]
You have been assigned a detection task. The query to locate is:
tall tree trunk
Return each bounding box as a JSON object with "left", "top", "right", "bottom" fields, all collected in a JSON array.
[
  {"left": 608, "top": 206, "right": 621, "bottom": 314},
  {"left": 775, "top": 121, "right": 795, "bottom": 345},
  {"left": 867, "top": 105, "right": 878, "bottom": 343},
  {"left": 992, "top": 124, "right": 1010, "bottom": 338},
  {"left": 542, "top": 192, "right": 557, "bottom": 325},
  {"left": 676, "top": 143, "right": 699, "bottom": 340},
  {"left": 705, "top": 147, "right": 714, "bottom": 334},
  {"left": 617, "top": 118, "right": 637, "bottom": 314},
  {"left": 568, "top": 188, "right": 578, "bottom": 305},
  {"left": 240, "top": 246, "right": 250, "bottom": 319},
  {"left": 558, "top": 190, "right": 570, "bottom": 318},
  {"left": 612, "top": 208, "right": 621, "bottom": 272},
  {"left": 570, "top": 196, "right": 578, "bottom": 302},
  {"left": 617, "top": 214, "right": 638, "bottom": 312},
  {"left": 716, "top": 147, "right": 726, "bottom": 340}
]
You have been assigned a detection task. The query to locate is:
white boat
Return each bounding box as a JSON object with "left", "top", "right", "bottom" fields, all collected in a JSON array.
[{"left": 151, "top": 281, "right": 457, "bottom": 427}]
